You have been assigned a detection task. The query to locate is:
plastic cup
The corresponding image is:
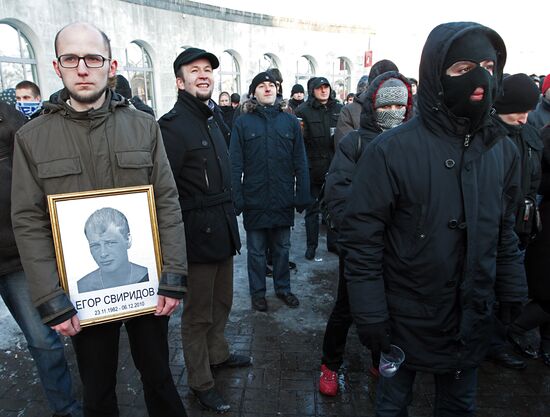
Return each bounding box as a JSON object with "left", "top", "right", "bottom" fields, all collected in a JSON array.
[{"left": 378, "top": 344, "right": 405, "bottom": 378}]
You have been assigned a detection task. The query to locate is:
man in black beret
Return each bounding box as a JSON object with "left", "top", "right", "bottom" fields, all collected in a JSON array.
[{"left": 159, "top": 47, "right": 249, "bottom": 413}]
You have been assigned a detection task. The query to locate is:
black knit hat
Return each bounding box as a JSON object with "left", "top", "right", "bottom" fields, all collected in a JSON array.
[
  {"left": 173, "top": 48, "right": 219, "bottom": 76},
  {"left": 230, "top": 93, "right": 240, "bottom": 104},
  {"left": 291, "top": 84, "right": 305, "bottom": 95},
  {"left": 248, "top": 72, "right": 277, "bottom": 96},
  {"left": 494, "top": 73, "right": 540, "bottom": 114},
  {"left": 115, "top": 75, "right": 132, "bottom": 99}
]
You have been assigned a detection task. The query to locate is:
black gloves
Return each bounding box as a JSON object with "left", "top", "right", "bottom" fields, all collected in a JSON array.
[
  {"left": 357, "top": 321, "right": 391, "bottom": 355},
  {"left": 499, "top": 302, "right": 523, "bottom": 325}
]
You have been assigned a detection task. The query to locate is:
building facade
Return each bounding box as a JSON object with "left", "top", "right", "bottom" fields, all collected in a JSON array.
[{"left": 0, "top": 0, "right": 375, "bottom": 115}]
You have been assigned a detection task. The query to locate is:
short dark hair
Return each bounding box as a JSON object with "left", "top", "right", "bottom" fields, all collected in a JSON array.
[
  {"left": 15, "top": 80, "right": 41, "bottom": 97},
  {"left": 54, "top": 23, "right": 112, "bottom": 58},
  {"left": 84, "top": 207, "right": 130, "bottom": 239}
]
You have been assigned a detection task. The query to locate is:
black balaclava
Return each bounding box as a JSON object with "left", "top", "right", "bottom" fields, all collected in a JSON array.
[{"left": 441, "top": 30, "right": 497, "bottom": 131}]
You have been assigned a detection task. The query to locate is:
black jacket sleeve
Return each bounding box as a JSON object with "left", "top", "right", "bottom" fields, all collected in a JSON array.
[
  {"left": 339, "top": 141, "right": 395, "bottom": 326},
  {"left": 324, "top": 131, "right": 361, "bottom": 231}
]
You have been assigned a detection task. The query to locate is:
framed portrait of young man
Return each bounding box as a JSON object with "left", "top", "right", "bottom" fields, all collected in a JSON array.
[{"left": 48, "top": 185, "right": 162, "bottom": 326}]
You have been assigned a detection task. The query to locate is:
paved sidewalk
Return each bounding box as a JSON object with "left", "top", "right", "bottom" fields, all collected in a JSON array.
[{"left": 1, "top": 215, "right": 549, "bottom": 416}]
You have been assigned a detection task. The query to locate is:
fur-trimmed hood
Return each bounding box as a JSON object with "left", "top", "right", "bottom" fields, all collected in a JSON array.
[{"left": 242, "top": 96, "right": 289, "bottom": 114}]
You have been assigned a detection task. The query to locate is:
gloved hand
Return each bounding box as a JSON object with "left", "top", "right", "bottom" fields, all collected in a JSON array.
[
  {"left": 357, "top": 321, "right": 391, "bottom": 355},
  {"left": 499, "top": 302, "right": 523, "bottom": 325}
]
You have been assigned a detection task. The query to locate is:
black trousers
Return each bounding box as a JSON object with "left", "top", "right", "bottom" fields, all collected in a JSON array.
[
  {"left": 321, "top": 254, "right": 380, "bottom": 371},
  {"left": 321, "top": 254, "right": 352, "bottom": 370},
  {"left": 305, "top": 182, "right": 338, "bottom": 250},
  {"left": 72, "top": 314, "right": 187, "bottom": 417}
]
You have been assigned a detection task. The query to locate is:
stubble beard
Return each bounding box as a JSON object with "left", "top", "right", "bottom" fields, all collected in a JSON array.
[
  {"left": 67, "top": 85, "right": 108, "bottom": 105},
  {"left": 196, "top": 89, "right": 213, "bottom": 103}
]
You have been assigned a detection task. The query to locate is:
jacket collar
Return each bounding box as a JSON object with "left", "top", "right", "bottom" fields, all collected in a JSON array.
[
  {"left": 44, "top": 88, "right": 127, "bottom": 120},
  {"left": 176, "top": 89, "right": 213, "bottom": 119}
]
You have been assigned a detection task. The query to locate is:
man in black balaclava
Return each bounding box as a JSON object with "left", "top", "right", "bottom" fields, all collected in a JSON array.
[
  {"left": 440, "top": 30, "right": 497, "bottom": 132},
  {"left": 339, "top": 23, "right": 527, "bottom": 416}
]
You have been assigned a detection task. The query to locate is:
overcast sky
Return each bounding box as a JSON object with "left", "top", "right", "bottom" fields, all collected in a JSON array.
[{"left": 200, "top": 0, "right": 546, "bottom": 78}]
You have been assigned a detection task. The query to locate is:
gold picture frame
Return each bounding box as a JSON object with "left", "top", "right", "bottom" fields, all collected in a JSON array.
[{"left": 48, "top": 185, "right": 162, "bottom": 326}]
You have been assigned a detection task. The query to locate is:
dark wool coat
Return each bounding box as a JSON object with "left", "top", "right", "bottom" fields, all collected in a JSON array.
[
  {"left": 295, "top": 96, "right": 343, "bottom": 184},
  {"left": 525, "top": 124, "right": 550, "bottom": 301},
  {"left": 493, "top": 116, "right": 543, "bottom": 245},
  {"left": 159, "top": 90, "right": 241, "bottom": 263},
  {"left": 230, "top": 99, "right": 311, "bottom": 231},
  {"left": 339, "top": 22, "right": 528, "bottom": 373},
  {"left": 0, "top": 102, "right": 26, "bottom": 276}
]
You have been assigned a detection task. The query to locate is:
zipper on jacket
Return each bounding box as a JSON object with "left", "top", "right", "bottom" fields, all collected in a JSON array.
[
  {"left": 203, "top": 158, "right": 210, "bottom": 190},
  {"left": 463, "top": 134, "right": 471, "bottom": 147}
]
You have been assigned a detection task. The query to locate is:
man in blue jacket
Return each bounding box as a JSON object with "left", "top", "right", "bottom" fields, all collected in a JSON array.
[{"left": 230, "top": 72, "right": 310, "bottom": 312}]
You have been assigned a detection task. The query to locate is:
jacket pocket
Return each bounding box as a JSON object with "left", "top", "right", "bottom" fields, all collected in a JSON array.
[
  {"left": 37, "top": 157, "right": 82, "bottom": 178},
  {"left": 274, "top": 126, "right": 294, "bottom": 157},
  {"left": 402, "top": 203, "right": 428, "bottom": 259},
  {"left": 115, "top": 151, "right": 153, "bottom": 168}
]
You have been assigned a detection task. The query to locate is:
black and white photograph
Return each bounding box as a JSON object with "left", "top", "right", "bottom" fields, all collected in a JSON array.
[{"left": 48, "top": 185, "right": 162, "bottom": 325}]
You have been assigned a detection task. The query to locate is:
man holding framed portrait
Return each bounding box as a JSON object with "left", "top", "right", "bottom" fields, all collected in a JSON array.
[{"left": 11, "top": 22, "right": 188, "bottom": 417}]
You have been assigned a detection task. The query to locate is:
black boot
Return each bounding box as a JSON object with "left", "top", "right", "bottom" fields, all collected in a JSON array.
[{"left": 508, "top": 301, "right": 550, "bottom": 358}]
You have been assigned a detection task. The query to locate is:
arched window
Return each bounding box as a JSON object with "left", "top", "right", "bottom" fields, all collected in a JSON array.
[
  {"left": 218, "top": 50, "right": 240, "bottom": 94},
  {"left": 295, "top": 55, "right": 316, "bottom": 88},
  {"left": 260, "top": 53, "right": 280, "bottom": 71},
  {"left": 122, "top": 42, "right": 155, "bottom": 110},
  {"left": 332, "top": 57, "right": 352, "bottom": 102},
  {"left": 0, "top": 23, "right": 38, "bottom": 90}
]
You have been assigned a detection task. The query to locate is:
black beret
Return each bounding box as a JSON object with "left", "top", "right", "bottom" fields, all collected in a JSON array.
[{"left": 173, "top": 47, "right": 219, "bottom": 76}]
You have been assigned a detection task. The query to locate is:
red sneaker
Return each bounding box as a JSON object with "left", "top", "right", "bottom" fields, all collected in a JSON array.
[
  {"left": 319, "top": 364, "right": 338, "bottom": 396},
  {"left": 369, "top": 366, "right": 380, "bottom": 379}
]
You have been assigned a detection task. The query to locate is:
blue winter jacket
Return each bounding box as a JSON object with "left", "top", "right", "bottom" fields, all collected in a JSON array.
[{"left": 230, "top": 99, "right": 311, "bottom": 230}]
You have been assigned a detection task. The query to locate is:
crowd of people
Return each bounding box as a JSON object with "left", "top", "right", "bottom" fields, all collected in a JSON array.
[{"left": 1, "top": 18, "right": 549, "bottom": 417}]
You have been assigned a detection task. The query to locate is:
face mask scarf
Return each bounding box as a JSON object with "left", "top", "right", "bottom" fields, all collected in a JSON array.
[
  {"left": 376, "top": 108, "right": 406, "bottom": 131},
  {"left": 15, "top": 101, "right": 42, "bottom": 117}
]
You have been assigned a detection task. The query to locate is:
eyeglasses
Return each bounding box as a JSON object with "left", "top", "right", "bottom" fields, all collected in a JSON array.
[{"left": 57, "top": 54, "right": 111, "bottom": 68}]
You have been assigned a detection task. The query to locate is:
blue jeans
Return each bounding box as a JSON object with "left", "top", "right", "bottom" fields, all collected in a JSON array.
[
  {"left": 0, "top": 269, "right": 79, "bottom": 415},
  {"left": 376, "top": 367, "right": 477, "bottom": 417},
  {"left": 246, "top": 227, "right": 291, "bottom": 298}
]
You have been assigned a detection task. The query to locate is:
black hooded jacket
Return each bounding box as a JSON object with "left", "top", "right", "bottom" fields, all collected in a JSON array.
[
  {"left": 493, "top": 116, "right": 542, "bottom": 246},
  {"left": 295, "top": 96, "right": 343, "bottom": 184},
  {"left": 324, "top": 71, "right": 413, "bottom": 231},
  {"left": 0, "top": 102, "right": 26, "bottom": 276},
  {"left": 339, "top": 22, "right": 527, "bottom": 373},
  {"left": 159, "top": 90, "right": 241, "bottom": 263}
]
